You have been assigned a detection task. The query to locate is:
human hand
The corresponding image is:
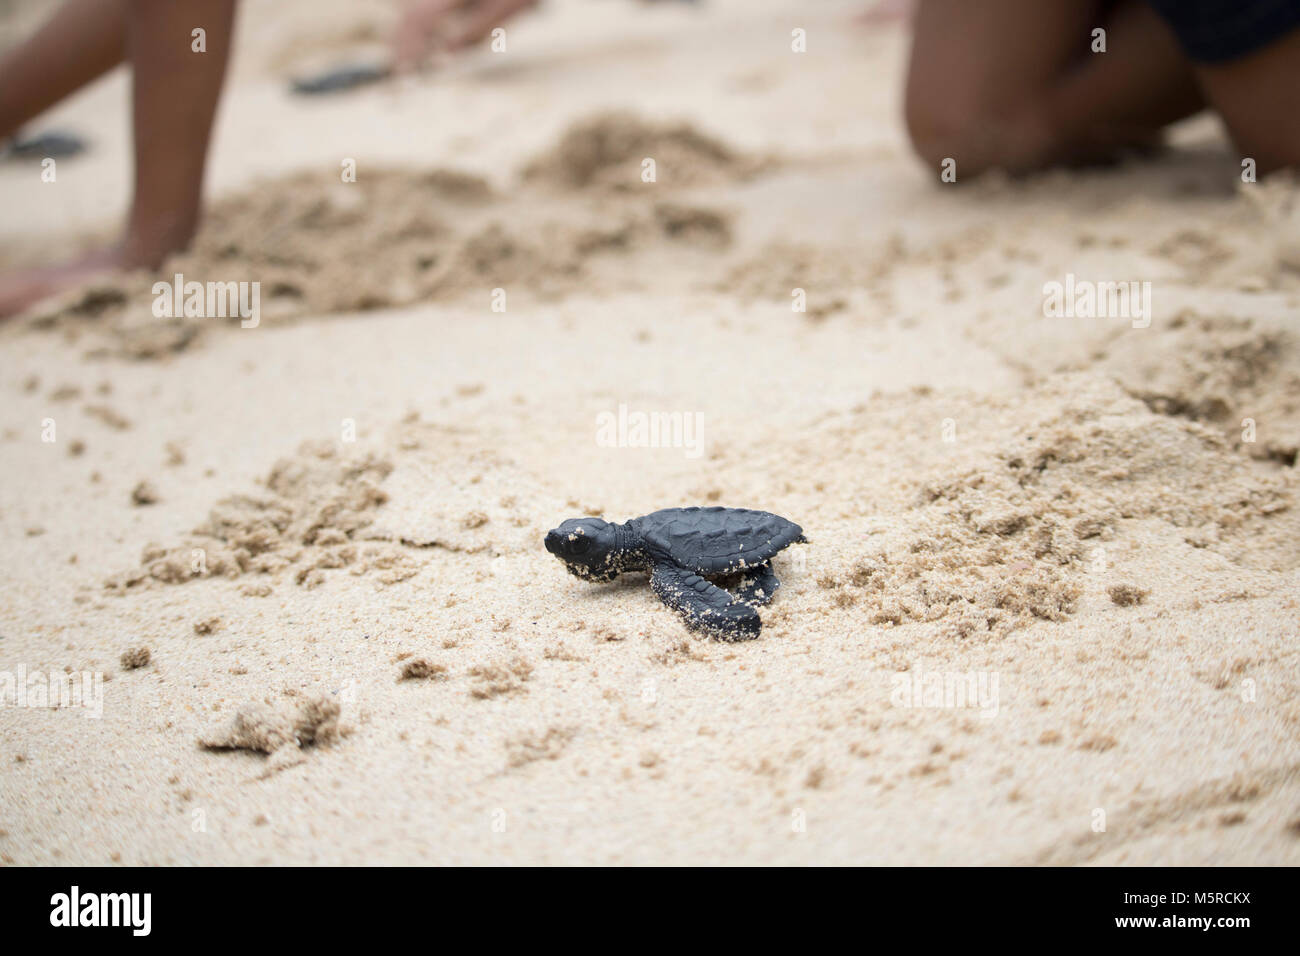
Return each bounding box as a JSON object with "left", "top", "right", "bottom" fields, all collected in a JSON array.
[{"left": 392, "top": 0, "right": 540, "bottom": 70}]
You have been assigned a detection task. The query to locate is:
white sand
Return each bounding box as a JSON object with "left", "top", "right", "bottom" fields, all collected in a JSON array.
[{"left": 1, "top": 0, "right": 1298, "bottom": 865}]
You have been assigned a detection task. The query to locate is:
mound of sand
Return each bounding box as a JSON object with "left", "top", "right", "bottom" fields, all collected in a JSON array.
[
  {"left": 104, "top": 413, "right": 566, "bottom": 599},
  {"left": 16, "top": 119, "right": 745, "bottom": 357},
  {"left": 1102, "top": 311, "right": 1300, "bottom": 466},
  {"left": 521, "top": 110, "right": 759, "bottom": 190},
  {"left": 362, "top": 418, "right": 551, "bottom": 556},
  {"left": 1238, "top": 171, "right": 1300, "bottom": 274},
  {"left": 107, "top": 440, "right": 421, "bottom": 593},
  {"left": 772, "top": 375, "right": 1296, "bottom": 639}
]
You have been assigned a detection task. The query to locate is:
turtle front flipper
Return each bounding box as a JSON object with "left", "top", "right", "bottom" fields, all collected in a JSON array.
[
  {"left": 730, "top": 561, "right": 780, "bottom": 608},
  {"left": 650, "top": 561, "right": 760, "bottom": 641}
]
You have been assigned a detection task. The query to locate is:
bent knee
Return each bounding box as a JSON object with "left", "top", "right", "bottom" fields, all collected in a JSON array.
[
  {"left": 904, "top": 87, "right": 1053, "bottom": 177},
  {"left": 904, "top": 91, "right": 970, "bottom": 171}
]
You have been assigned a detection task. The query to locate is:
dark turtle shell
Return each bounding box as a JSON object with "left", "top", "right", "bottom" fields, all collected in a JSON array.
[{"left": 632, "top": 506, "right": 804, "bottom": 574}]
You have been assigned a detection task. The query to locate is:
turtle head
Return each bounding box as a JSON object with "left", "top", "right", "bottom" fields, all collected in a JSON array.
[{"left": 545, "top": 517, "right": 620, "bottom": 582}]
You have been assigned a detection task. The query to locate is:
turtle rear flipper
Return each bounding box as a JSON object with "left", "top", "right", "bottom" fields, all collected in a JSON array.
[
  {"left": 729, "top": 562, "right": 779, "bottom": 608},
  {"left": 651, "top": 561, "right": 760, "bottom": 641}
]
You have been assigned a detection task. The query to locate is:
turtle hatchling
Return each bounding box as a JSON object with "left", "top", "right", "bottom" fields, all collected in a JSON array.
[{"left": 544, "top": 507, "right": 806, "bottom": 640}]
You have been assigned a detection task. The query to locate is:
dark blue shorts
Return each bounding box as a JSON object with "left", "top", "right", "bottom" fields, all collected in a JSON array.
[{"left": 1146, "top": 0, "right": 1300, "bottom": 62}]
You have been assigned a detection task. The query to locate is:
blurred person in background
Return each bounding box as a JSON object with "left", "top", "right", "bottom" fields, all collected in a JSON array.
[
  {"left": 902, "top": 0, "right": 1300, "bottom": 175},
  {"left": 0, "top": 0, "right": 537, "bottom": 318},
  {"left": 2, "top": 0, "right": 1297, "bottom": 318}
]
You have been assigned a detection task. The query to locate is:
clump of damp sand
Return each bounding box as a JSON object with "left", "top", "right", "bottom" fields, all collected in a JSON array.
[
  {"left": 119, "top": 646, "right": 151, "bottom": 670},
  {"left": 200, "top": 696, "right": 344, "bottom": 754},
  {"left": 200, "top": 696, "right": 349, "bottom": 775}
]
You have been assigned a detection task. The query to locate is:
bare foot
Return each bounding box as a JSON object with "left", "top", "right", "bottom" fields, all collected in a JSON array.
[
  {"left": 0, "top": 246, "right": 125, "bottom": 320},
  {"left": 391, "top": 0, "right": 457, "bottom": 73}
]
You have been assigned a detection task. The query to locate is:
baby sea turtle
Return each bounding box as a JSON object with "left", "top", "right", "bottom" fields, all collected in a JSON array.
[{"left": 544, "top": 507, "right": 806, "bottom": 641}]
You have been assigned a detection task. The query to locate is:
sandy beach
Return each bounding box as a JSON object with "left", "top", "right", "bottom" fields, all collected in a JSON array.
[{"left": 1, "top": 0, "right": 1298, "bottom": 865}]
